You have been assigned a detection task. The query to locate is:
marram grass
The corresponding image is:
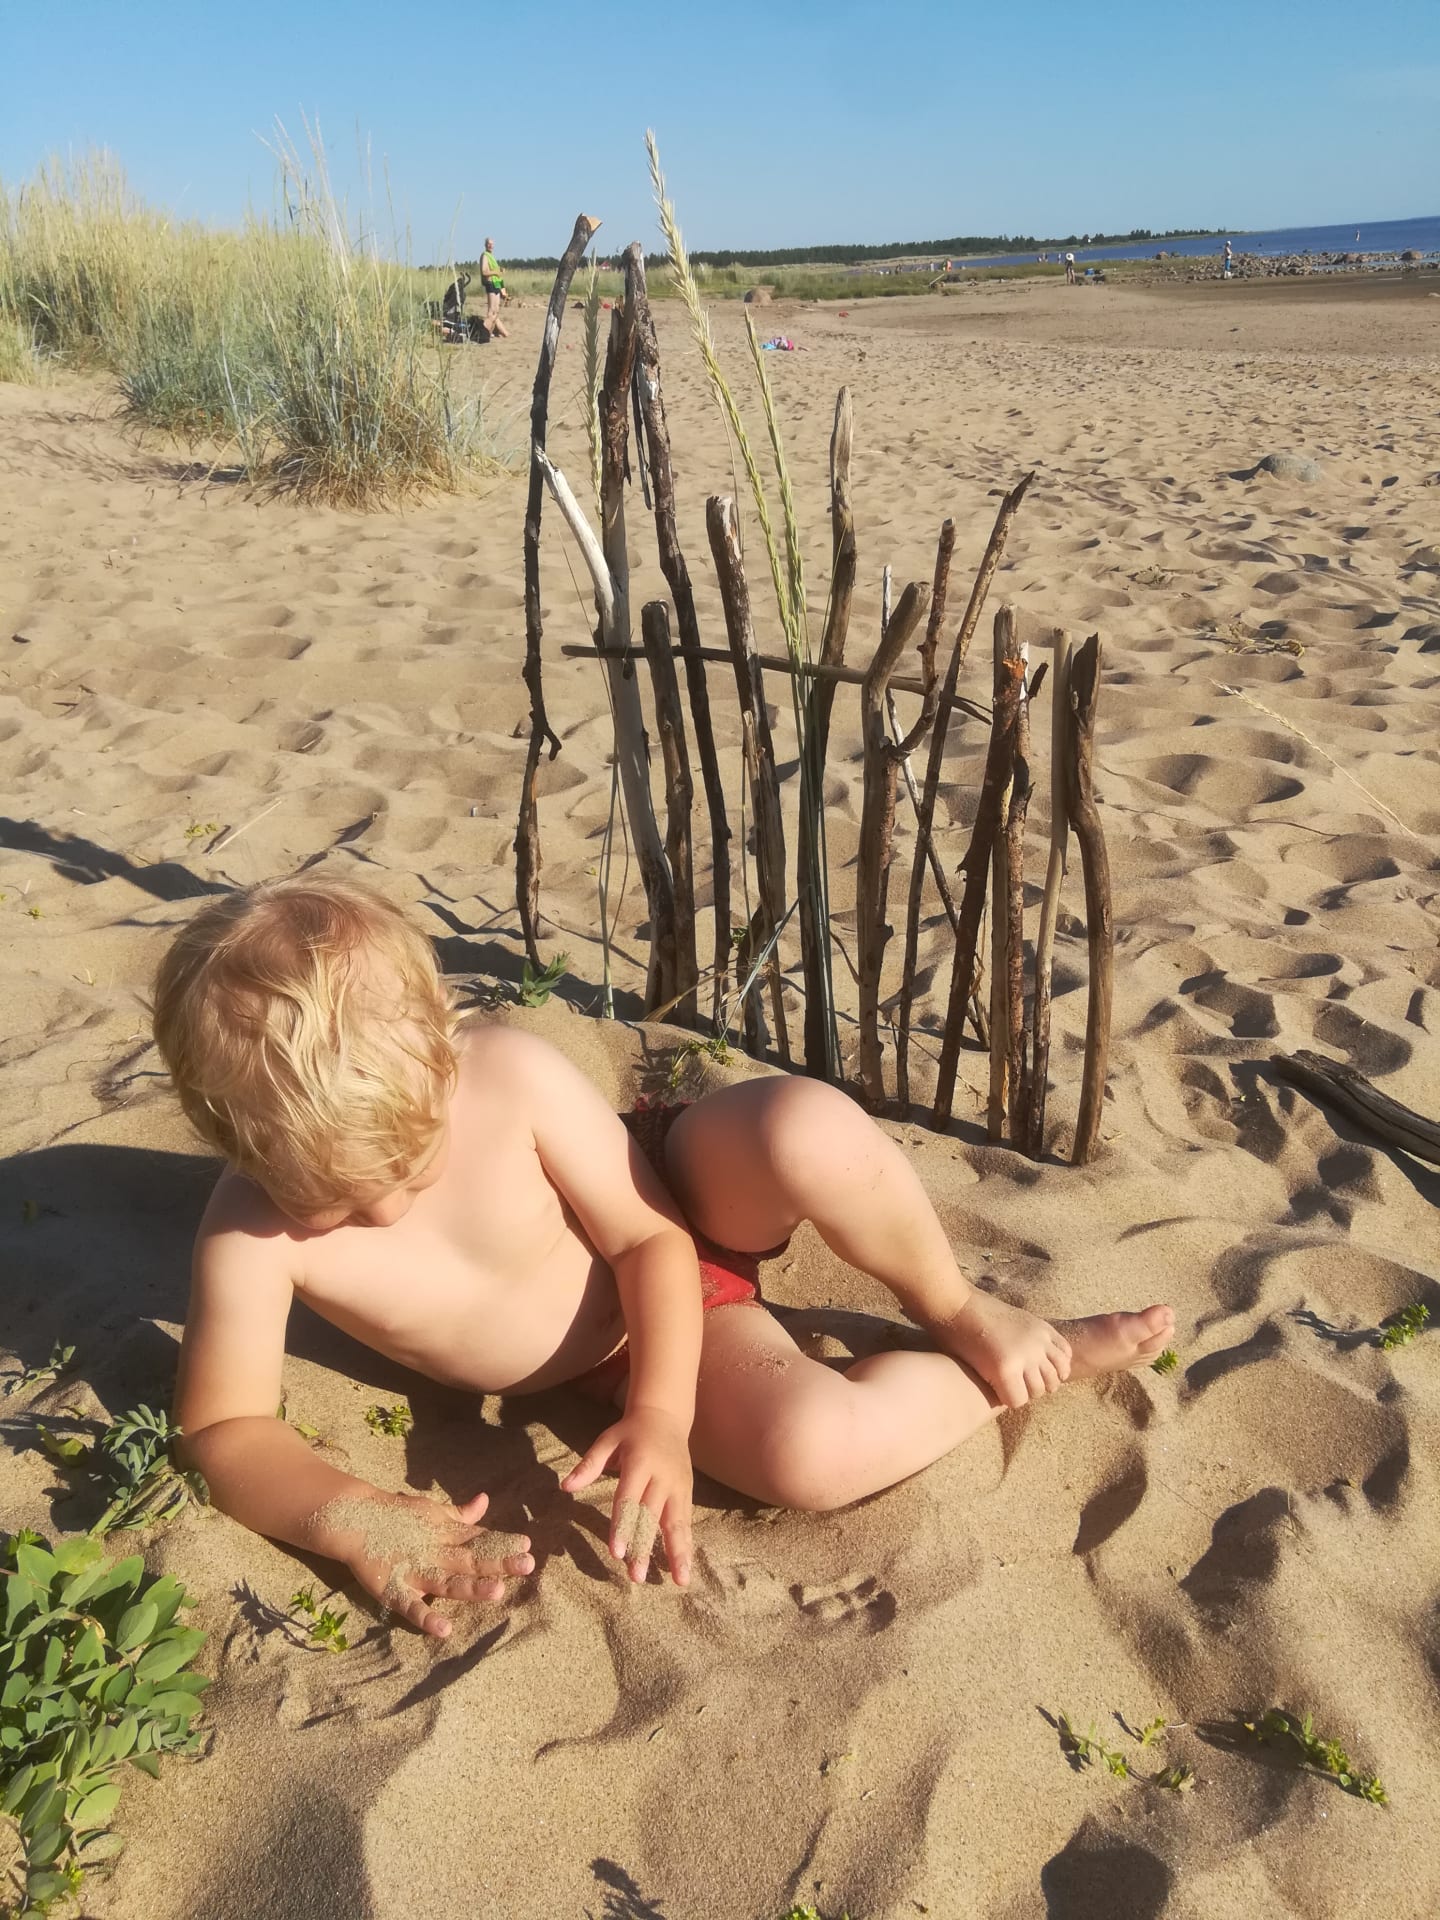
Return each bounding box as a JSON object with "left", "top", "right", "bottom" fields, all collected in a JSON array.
[{"left": 0, "top": 140, "right": 512, "bottom": 505}]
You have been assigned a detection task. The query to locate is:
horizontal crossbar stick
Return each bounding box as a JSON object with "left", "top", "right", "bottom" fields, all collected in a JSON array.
[{"left": 561, "top": 644, "right": 992, "bottom": 724}]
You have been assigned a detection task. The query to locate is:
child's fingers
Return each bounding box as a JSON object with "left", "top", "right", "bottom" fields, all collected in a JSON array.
[
  {"left": 387, "top": 1580, "right": 454, "bottom": 1640},
  {"left": 661, "top": 1500, "right": 693, "bottom": 1588},
  {"left": 562, "top": 1426, "right": 622, "bottom": 1493}
]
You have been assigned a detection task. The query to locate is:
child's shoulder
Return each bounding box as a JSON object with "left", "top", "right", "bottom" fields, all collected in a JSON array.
[
  {"left": 195, "top": 1166, "right": 297, "bottom": 1258},
  {"left": 454, "top": 1018, "right": 580, "bottom": 1091}
]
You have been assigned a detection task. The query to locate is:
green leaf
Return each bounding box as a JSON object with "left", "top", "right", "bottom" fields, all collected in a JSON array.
[
  {"left": 1, "top": 1762, "right": 36, "bottom": 1814},
  {"left": 41, "top": 1637, "right": 64, "bottom": 1685},
  {"left": 135, "top": 1631, "right": 206, "bottom": 1683},
  {"left": 70, "top": 1624, "right": 105, "bottom": 1670},
  {"left": 2, "top": 1670, "right": 27, "bottom": 1707},
  {"left": 101, "top": 1667, "right": 133, "bottom": 1707},
  {"left": 146, "top": 1690, "right": 204, "bottom": 1720},
  {"left": 86, "top": 1556, "right": 144, "bottom": 1604},
  {"left": 72, "top": 1781, "right": 121, "bottom": 1829},
  {"left": 58, "top": 1562, "right": 109, "bottom": 1609},
  {"left": 14, "top": 1543, "right": 59, "bottom": 1590},
  {"left": 78, "top": 1830, "right": 125, "bottom": 1861},
  {"left": 4, "top": 1573, "right": 39, "bottom": 1633},
  {"left": 25, "top": 1867, "right": 79, "bottom": 1902},
  {"left": 26, "top": 1819, "right": 67, "bottom": 1865},
  {"left": 19, "top": 1778, "right": 63, "bottom": 1836},
  {"left": 113, "top": 1601, "right": 157, "bottom": 1652},
  {"left": 128, "top": 1750, "right": 161, "bottom": 1779},
  {"left": 158, "top": 1671, "right": 210, "bottom": 1695},
  {"left": 51, "top": 1537, "right": 103, "bottom": 1576},
  {"left": 143, "top": 1578, "right": 188, "bottom": 1635}
]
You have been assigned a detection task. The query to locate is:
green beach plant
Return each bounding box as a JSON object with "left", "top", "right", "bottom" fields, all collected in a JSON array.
[
  {"left": 1377, "top": 1303, "right": 1428, "bottom": 1350},
  {"left": 1243, "top": 1709, "right": 1387, "bottom": 1803},
  {"left": 1150, "top": 1347, "right": 1179, "bottom": 1375},
  {"left": 517, "top": 951, "right": 569, "bottom": 1008},
  {"left": 89, "top": 1406, "right": 207, "bottom": 1538},
  {"left": 287, "top": 1586, "right": 350, "bottom": 1654},
  {"left": 0, "top": 1531, "right": 209, "bottom": 1914},
  {"left": 3, "top": 1347, "right": 75, "bottom": 1401},
  {"left": 1058, "top": 1712, "right": 1130, "bottom": 1778},
  {"left": 363, "top": 1403, "right": 412, "bottom": 1439}
]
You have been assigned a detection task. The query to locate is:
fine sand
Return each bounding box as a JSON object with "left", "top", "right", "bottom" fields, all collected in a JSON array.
[{"left": 2, "top": 276, "right": 1438, "bottom": 1918}]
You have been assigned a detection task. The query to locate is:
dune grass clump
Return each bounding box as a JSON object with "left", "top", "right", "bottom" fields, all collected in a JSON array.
[
  {"left": 1244, "top": 1709, "right": 1387, "bottom": 1804},
  {"left": 0, "top": 1532, "right": 209, "bottom": 1914},
  {"left": 0, "top": 135, "right": 511, "bottom": 505}
]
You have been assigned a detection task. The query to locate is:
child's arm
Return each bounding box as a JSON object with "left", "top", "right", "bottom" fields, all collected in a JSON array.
[
  {"left": 475, "top": 1030, "right": 702, "bottom": 1586},
  {"left": 175, "top": 1221, "right": 532, "bottom": 1638}
]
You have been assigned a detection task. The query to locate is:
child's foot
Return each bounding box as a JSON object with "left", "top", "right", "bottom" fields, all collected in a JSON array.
[{"left": 1052, "top": 1305, "right": 1174, "bottom": 1381}]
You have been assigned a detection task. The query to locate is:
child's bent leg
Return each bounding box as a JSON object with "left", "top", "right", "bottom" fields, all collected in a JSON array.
[{"left": 690, "top": 1302, "right": 1173, "bottom": 1511}]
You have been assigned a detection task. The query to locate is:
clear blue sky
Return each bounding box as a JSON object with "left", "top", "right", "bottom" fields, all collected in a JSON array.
[{"left": 3, "top": 1, "right": 1436, "bottom": 256}]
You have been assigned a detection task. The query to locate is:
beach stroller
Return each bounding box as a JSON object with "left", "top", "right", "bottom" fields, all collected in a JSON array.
[{"left": 440, "top": 273, "right": 488, "bottom": 344}]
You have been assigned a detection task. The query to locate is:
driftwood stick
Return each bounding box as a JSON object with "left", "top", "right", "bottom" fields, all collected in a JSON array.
[
  {"left": 1065, "top": 634, "right": 1112, "bottom": 1165},
  {"left": 987, "top": 776, "right": 1013, "bottom": 1141},
  {"left": 640, "top": 600, "right": 698, "bottom": 1027},
  {"left": 629, "top": 249, "right": 731, "bottom": 1024},
  {"left": 856, "top": 580, "right": 930, "bottom": 1103},
  {"left": 707, "top": 494, "right": 791, "bottom": 1062},
  {"left": 516, "top": 211, "right": 602, "bottom": 966},
  {"left": 901, "top": 474, "right": 1033, "bottom": 1105},
  {"left": 1270, "top": 1050, "right": 1440, "bottom": 1166},
  {"left": 1004, "top": 643, "right": 1032, "bottom": 1143},
  {"left": 1028, "top": 629, "right": 1072, "bottom": 1155},
  {"left": 932, "top": 605, "right": 1025, "bottom": 1129},
  {"left": 598, "top": 262, "right": 675, "bottom": 1012},
  {"left": 560, "top": 644, "right": 988, "bottom": 720},
  {"left": 893, "top": 520, "right": 955, "bottom": 1106}
]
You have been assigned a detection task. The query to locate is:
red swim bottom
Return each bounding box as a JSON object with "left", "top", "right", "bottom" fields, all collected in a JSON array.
[{"left": 571, "top": 1100, "right": 778, "bottom": 1398}]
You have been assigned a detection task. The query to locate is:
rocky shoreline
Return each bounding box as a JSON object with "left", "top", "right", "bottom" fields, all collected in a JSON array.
[{"left": 1171, "top": 247, "right": 1437, "bottom": 281}]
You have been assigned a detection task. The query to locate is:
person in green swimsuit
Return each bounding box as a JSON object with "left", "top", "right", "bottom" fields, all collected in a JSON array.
[{"left": 481, "top": 238, "right": 509, "bottom": 338}]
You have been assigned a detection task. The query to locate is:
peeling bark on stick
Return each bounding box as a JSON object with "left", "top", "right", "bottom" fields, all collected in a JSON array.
[
  {"left": 856, "top": 580, "right": 930, "bottom": 1104},
  {"left": 1065, "top": 634, "right": 1112, "bottom": 1165},
  {"left": 797, "top": 387, "right": 858, "bottom": 1080},
  {"left": 901, "top": 473, "right": 1033, "bottom": 1095},
  {"left": 629, "top": 250, "right": 731, "bottom": 1023},
  {"left": 987, "top": 775, "right": 1012, "bottom": 1141},
  {"left": 1004, "top": 647, "right": 1032, "bottom": 1144},
  {"left": 892, "top": 520, "right": 954, "bottom": 1108},
  {"left": 931, "top": 605, "right": 1025, "bottom": 1130},
  {"left": 1027, "top": 629, "right": 1072, "bottom": 1156},
  {"left": 707, "top": 494, "right": 791, "bottom": 1062},
  {"left": 516, "top": 212, "right": 602, "bottom": 966},
  {"left": 598, "top": 261, "right": 675, "bottom": 1013},
  {"left": 640, "top": 600, "right": 698, "bottom": 1026}
]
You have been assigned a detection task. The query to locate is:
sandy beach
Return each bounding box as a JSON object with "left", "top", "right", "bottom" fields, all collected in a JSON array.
[{"left": 2, "top": 272, "right": 1438, "bottom": 1918}]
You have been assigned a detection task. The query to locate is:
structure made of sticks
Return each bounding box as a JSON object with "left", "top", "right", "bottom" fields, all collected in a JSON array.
[{"left": 514, "top": 227, "right": 1114, "bottom": 1163}]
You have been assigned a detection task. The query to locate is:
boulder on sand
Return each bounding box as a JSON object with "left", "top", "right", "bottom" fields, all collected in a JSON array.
[
  {"left": 1256, "top": 452, "right": 1321, "bottom": 483},
  {"left": 743, "top": 286, "right": 773, "bottom": 305}
]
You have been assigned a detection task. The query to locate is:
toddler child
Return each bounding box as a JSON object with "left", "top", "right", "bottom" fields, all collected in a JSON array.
[{"left": 153, "top": 876, "right": 1172, "bottom": 1637}]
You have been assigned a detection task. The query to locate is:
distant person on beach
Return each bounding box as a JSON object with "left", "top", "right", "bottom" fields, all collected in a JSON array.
[
  {"left": 1064, "top": 250, "right": 1076, "bottom": 284},
  {"left": 441, "top": 272, "right": 485, "bottom": 343},
  {"left": 1223, "top": 239, "right": 1234, "bottom": 278},
  {"left": 480, "top": 237, "right": 509, "bottom": 338},
  {"left": 154, "top": 877, "right": 1174, "bottom": 1634}
]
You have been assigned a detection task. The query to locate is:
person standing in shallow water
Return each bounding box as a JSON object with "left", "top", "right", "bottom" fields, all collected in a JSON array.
[{"left": 480, "top": 237, "right": 509, "bottom": 338}]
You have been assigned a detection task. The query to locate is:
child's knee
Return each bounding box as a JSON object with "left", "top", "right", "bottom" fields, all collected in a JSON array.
[
  {"left": 753, "top": 1078, "right": 870, "bottom": 1198},
  {"left": 754, "top": 1392, "right": 865, "bottom": 1512}
]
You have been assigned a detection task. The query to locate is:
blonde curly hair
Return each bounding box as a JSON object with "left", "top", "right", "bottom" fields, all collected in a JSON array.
[{"left": 152, "top": 875, "right": 457, "bottom": 1215}]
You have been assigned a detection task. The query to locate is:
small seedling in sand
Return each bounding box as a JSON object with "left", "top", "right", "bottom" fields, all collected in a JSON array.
[
  {"left": 38, "top": 1404, "right": 207, "bottom": 1537},
  {"left": 1155, "top": 1765, "right": 1196, "bottom": 1793},
  {"left": 1135, "top": 1716, "right": 1170, "bottom": 1749},
  {"left": 0, "top": 1530, "right": 209, "bottom": 1913},
  {"left": 287, "top": 1586, "right": 349, "bottom": 1652},
  {"left": 182, "top": 821, "right": 218, "bottom": 841},
  {"left": 782, "top": 1907, "right": 853, "bottom": 1920},
  {"left": 1150, "top": 1348, "right": 1179, "bottom": 1376},
  {"left": 1058, "top": 1713, "right": 1129, "bottom": 1779},
  {"left": 3, "top": 1342, "right": 76, "bottom": 1398},
  {"left": 517, "top": 951, "right": 568, "bottom": 1008},
  {"left": 363, "top": 1403, "right": 412, "bottom": 1439},
  {"left": 667, "top": 1034, "right": 733, "bottom": 1090},
  {"left": 26, "top": 906, "right": 42, "bottom": 920},
  {"left": 1377, "top": 1303, "right": 1429, "bottom": 1351},
  {"left": 1243, "top": 1709, "right": 1387, "bottom": 1804}
]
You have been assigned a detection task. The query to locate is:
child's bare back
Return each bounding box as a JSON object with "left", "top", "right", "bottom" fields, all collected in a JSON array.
[{"left": 155, "top": 876, "right": 1173, "bottom": 1639}]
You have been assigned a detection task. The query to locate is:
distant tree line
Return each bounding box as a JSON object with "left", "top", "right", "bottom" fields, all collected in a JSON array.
[{"left": 473, "top": 227, "right": 1224, "bottom": 273}]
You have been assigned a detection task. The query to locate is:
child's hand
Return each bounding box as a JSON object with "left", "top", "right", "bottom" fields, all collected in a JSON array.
[
  {"left": 562, "top": 1406, "right": 693, "bottom": 1587},
  {"left": 935, "top": 1290, "right": 1072, "bottom": 1409},
  {"left": 335, "top": 1488, "right": 535, "bottom": 1640}
]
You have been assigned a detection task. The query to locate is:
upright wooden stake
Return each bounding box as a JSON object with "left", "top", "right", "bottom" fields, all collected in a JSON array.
[
  {"left": 707, "top": 494, "right": 791, "bottom": 1062},
  {"left": 629, "top": 250, "right": 732, "bottom": 1024},
  {"left": 898, "top": 473, "right": 1033, "bottom": 1085},
  {"left": 640, "top": 601, "right": 698, "bottom": 1026},
  {"left": 1065, "top": 634, "right": 1112, "bottom": 1165},
  {"left": 516, "top": 212, "right": 602, "bottom": 966},
  {"left": 797, "top": 387, "right": 858, "bottom": 1079},
  {"left": 597, "top": 266, "right": 676, "bottom": 1012},
  {"left": 891, "top": 520, "right": 954, "bottom": 1108},
  {"left": 932, "top": 606, "right": 1025, "bottom": 1129},
  {"left": 987, "top": 776, "right": 1012, "bottom": 1140},
  {"left": 1004, "top": 644, "right": 1032, "bottom": 1143},
  {"left": 856, "top": 580, "right": 930, "bottom": 1104},
  {"left": 1027, "top": 629, "right": 1072, "bottom": 1155}
]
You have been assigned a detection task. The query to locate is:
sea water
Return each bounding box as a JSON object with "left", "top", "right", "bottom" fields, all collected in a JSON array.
[{"left": 949, "top": 213, "right": 1440, "bottom": 272}]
